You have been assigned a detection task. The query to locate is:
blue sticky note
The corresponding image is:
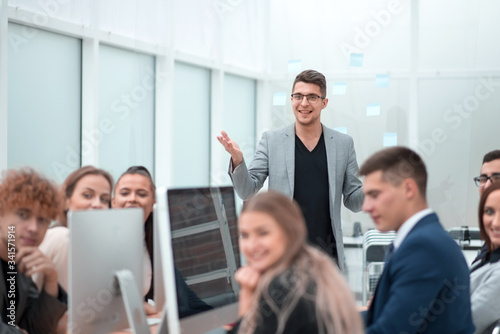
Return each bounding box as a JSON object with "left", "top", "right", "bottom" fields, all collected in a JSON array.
[
  {"left": 349, "top": 53, "right": 364, "bottom": 67},
  {"left": 273, "top": 92, "right": 287, "bottom": 106},
  {"left": 383, "top": 133, "right": 398, "bottom": 147},
  {"left": 288, "top": 59, "right": 302, "bottom": 73},
  {"left": 332, "top": 82, "right": 347, "bottom": 95},
  {"left": 375, "top": 74, "right": 389, "bottom": 88},
  {"left": 366, "top": 103, "right": 381, "bottom": 116},
  {"left": 334, "top": 127, "right": 348, "bottom": 134}
]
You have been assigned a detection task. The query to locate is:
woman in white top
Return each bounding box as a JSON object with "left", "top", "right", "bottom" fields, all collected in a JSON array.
[{"left": 35, "top": 166, "right": 113, "bottom": 291}]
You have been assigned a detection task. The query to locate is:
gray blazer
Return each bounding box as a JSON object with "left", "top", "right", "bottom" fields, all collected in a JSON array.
[
  {"left": 470, "top": 259, "right": 500, "bottom": 334},
  {"left": 229, "top": 123, "right": 364, "bottom": 271}
]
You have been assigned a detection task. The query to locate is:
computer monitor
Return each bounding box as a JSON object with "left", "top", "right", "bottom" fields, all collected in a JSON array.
[
  {"left": 68, "top": 208, "right": 150, "bottom": 334},
  {"left": 154, "top": 186, "right": 240, "bottom": 334}
]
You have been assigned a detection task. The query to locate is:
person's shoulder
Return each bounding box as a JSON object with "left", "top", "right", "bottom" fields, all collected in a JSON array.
[
  {"left": 322, "top": 124, "right": 353, "bottom": 142},
  {"left": 51, "top": 225, "right": 69, "bottom": 233},
  {"left": 473, "top": 259, "right": 500, "bottom": 279},
  {"left": 267, "top": 269, "right": 304, "bottom": 297},
  {"left": 39, "top": 226, "right": 69, "bottom": 252},
  {"left": 265, "top": 269, "right": 317, "bottom": 310},
  {"left": 484, "top": 261, "right": 500, "bottom": 280},
  {"left": 268, "top": 268, "right": 316, "bottom": 294},
  {"left": 262, "top": 124, "right": 294, "bottom": 137},
  {"left": 403, "top": 214, "right": 464, "bottom": 259},
  {"left": 268, "top": 270, "right": 294, "bottom": 292},
  {"left": 411, "top": 214, "right": 453, "bottom": 242},
  {"left": 407, "top": 218, "right": 446, "bottom": 242},
  {"left": 479, "top": 253, "right": 500, "bottom": 270},
  {"left": 45, "top": 225, "right": 70, "bottom": 239}
]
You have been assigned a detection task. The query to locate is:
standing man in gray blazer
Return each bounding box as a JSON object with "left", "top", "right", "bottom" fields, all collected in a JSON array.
[{"left": 217, "top": 69, "right": 363, "bottom": 272}]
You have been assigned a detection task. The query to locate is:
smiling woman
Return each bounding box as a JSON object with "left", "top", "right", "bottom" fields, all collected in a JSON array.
[
  {"left": 238, "top": 211, "right": 287, "bottom": 273},
  {"left": 470, "top": 182, "right": 500, "bottom": 334},
  {"left": 113, "top": 166, "right": 156, "bottom": 223},
  {"left": 113, "top": 166, "right": 156, "bottom": 303},
  {"left": 228, "top": 191, "right": 363, "bottom": 334},
  {"left": 34, "top": 166, "right": 114, "bottom": 292}
]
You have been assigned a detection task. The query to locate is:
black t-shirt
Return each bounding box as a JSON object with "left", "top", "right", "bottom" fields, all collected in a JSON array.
[
  {"left": 293, "top": 133, "right": 337, "bottom": 260},
  {"left": 1, "top": 258, "right": 18, "bottom": 324}
]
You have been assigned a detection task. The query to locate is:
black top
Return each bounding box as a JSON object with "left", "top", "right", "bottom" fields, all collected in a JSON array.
[
  {"left": 144, "top": 213, "right": 154, "bottom": 301},
  {"left": 0, "top": 259, "right": 68, "bottom": 333},
  {"left": 293, "top": 133, "right": 336, "bottom": 260},
  {"left": 175, "top": 267, "right": 213, "bottom": 318},
  {"left": 227, "top": 269, "right": 321, "bottom": 334},
  {"left": 1, "top": 259, "right": 17, "bottom": 324},
  {"left": 471, "top": 243, "right": 488, "bottom": 265},
  {"left": 470, "top": 247, "right": 500, "bottom": 273}
]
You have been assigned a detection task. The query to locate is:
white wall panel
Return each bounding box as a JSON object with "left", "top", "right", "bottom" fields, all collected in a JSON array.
[
  {"left": 172, "top": 61, "right": 210, "bottom": 187},
  {"left": 98, "top": 44, "right": 155, "bottom": 182},
  {"left": 7, "top": 22, "right": 81, "bottom": 182}
]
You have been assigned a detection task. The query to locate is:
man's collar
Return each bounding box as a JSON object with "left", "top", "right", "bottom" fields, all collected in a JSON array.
[{"left": 393, "top": 208, "right": 433, "bottom": 250}]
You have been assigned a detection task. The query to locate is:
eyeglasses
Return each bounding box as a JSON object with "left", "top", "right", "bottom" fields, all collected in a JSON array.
[
  {"left": 291, "top": 94, "right": 325, "bottom": 103},
  {"left": 473, "top": 174, "right": 500, "bottom": 187}
]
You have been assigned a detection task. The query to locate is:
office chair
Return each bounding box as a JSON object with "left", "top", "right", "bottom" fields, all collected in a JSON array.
[{"left": 362, "top": 229, "right": 396, "bottom": 305}]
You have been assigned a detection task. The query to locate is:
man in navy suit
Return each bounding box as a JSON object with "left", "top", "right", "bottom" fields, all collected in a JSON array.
[{"left": 360, "top": 147, "right": 474, "bottom": 334}]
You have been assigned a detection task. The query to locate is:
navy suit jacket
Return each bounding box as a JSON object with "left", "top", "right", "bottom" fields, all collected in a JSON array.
[{"left": 365, "top": 213, "right": 475, "bottom": 334}]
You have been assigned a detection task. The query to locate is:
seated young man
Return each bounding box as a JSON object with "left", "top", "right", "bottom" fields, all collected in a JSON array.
[
  {"left": 0, "top": 168, "right": 67, "bottom": 333},
  {"left": 360, "top": 147, "right": 474, "bottom": 334}
]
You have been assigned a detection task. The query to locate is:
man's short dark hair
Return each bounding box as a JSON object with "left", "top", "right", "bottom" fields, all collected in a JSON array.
[
  {"left": 292, "top": 70, "right": 327, "bottom": 97},
  {"left": 482, "top": 150, "right": 500, "bottom": 164},
  {"left": 359, "top": 146, "right": 428, "bottom": 197}
]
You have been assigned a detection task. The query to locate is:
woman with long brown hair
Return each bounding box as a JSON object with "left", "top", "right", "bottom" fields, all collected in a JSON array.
[
  {"left": 112, "top": 166, "right": 155, "bottom": 301},
  {"left": 229, "top": 191, "right": 363, "bottom": 334},
  {"left": 35, "top": 166, "right": 113, "bottom": 291},
  {"left": 470, "top": 182, "right": 500, "bottom": 333}
]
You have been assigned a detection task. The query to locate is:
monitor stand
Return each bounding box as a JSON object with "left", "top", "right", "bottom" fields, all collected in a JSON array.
[
  {"left": 115, "top": 269, "right": 151, "bottom": 334},
  {"left": 156, "top": 310, "right": 167, "bottom": 334}
]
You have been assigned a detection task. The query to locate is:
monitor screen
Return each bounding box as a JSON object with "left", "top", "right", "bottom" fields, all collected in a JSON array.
[{"left": 154, "top": 186, "right": 240, "bottom": 334}]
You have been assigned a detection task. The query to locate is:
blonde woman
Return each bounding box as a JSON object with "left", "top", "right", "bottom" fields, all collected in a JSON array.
[{"left": 228, "top": 191, "right": 363, "bottom": 334}]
